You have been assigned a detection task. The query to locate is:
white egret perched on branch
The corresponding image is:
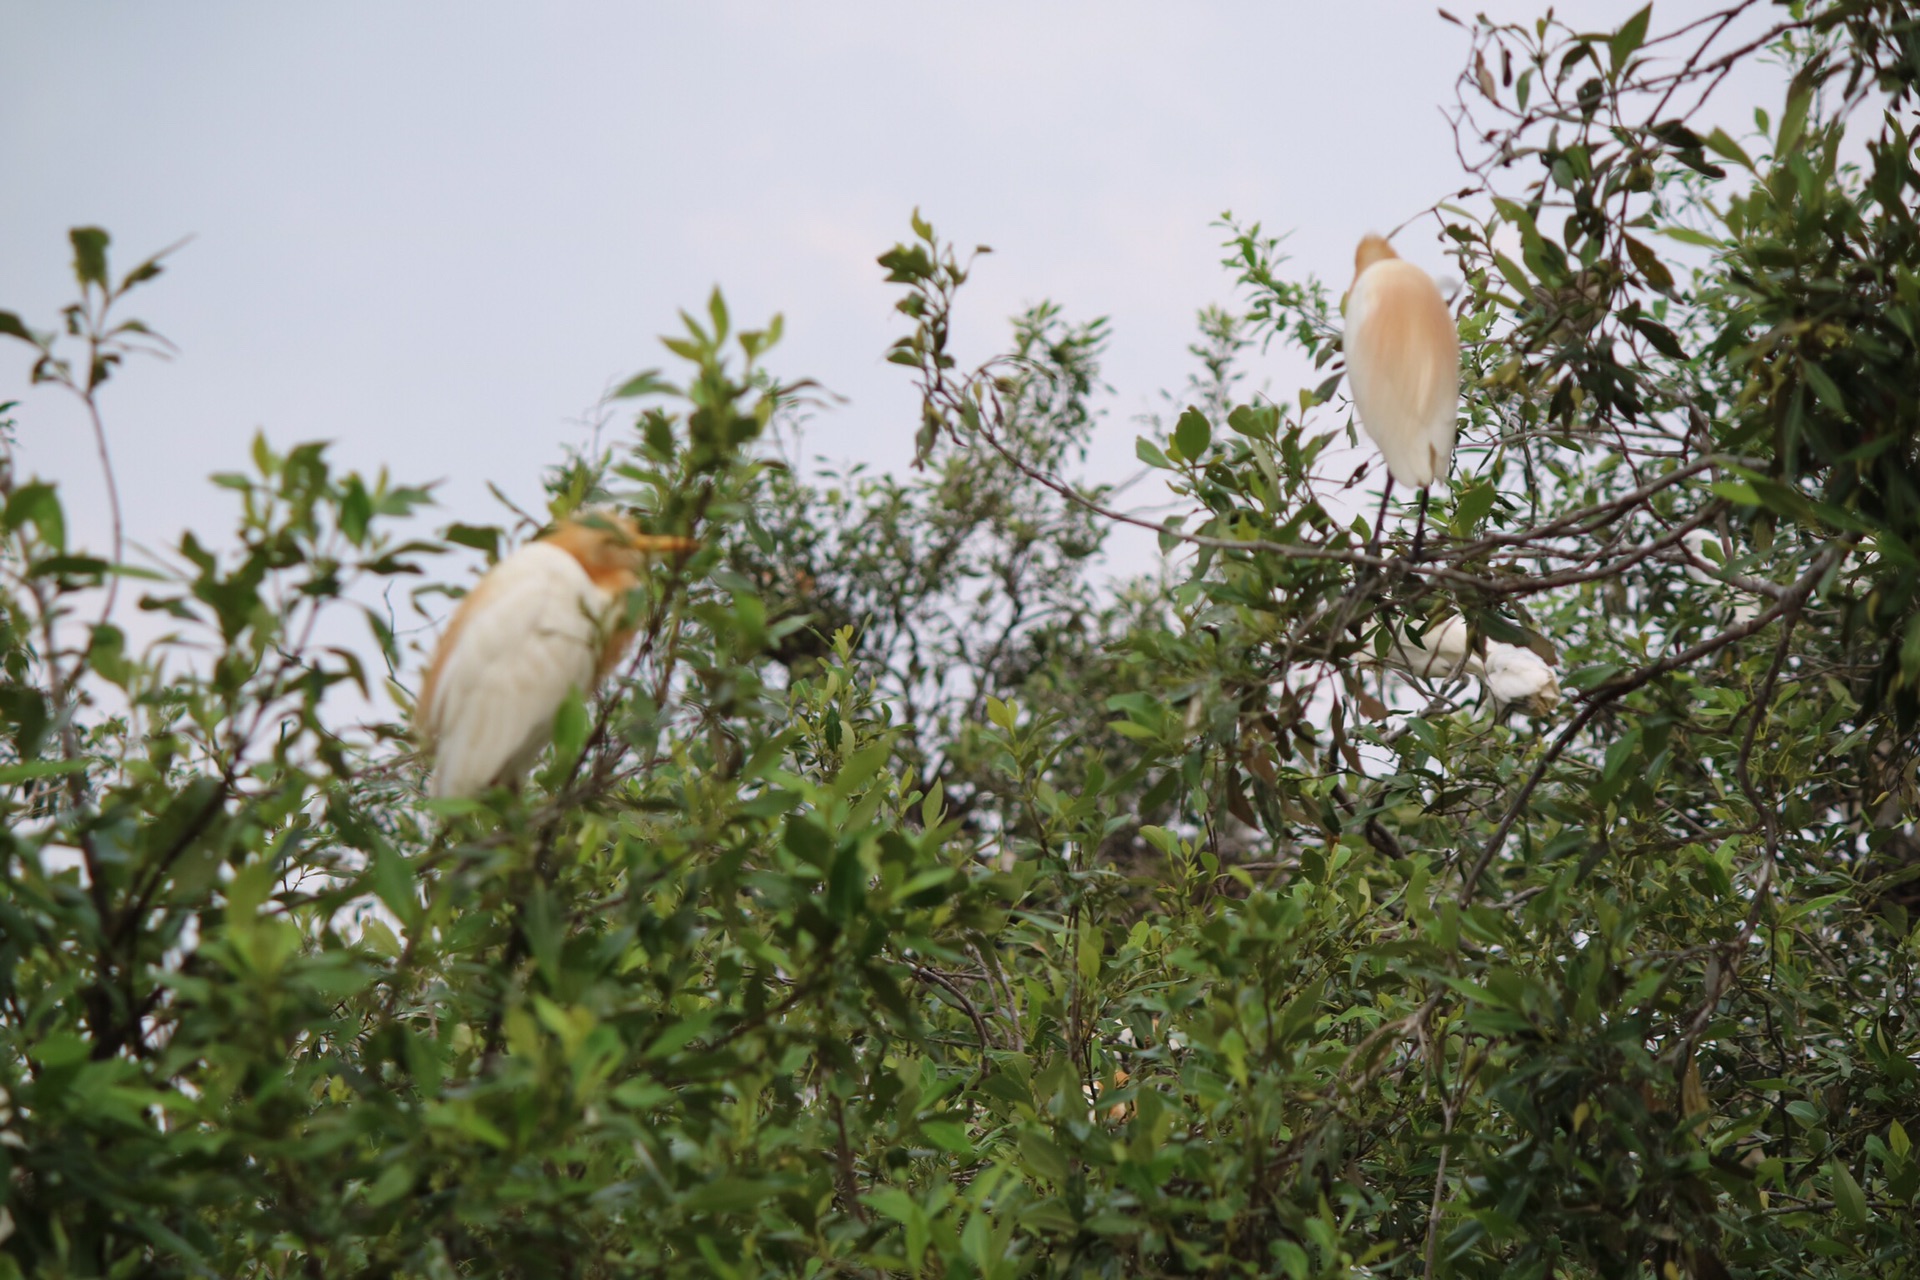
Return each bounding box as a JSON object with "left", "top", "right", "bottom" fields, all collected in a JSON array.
[
  {"left": 415, "top": 512, "right": 696, "bottom": 799},
  {"left": 1387, "top": 615, "right": 1562, "bottom": 715},
  {"left": 1391, "top": 615, "right": 1480, "bottom": 680},
  {"left": 1344, "top": 234, "right": 1460, "bottom": 558},
  {"left": 1483, "top": 641, "right": 1561, "bottom": 715}
]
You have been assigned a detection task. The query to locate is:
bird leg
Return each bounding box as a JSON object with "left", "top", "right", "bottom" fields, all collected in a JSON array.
[
  {"left": 1366, "top": 478, "right": 1394, "bottom": 560},
  {"left": 1409, "top": 488, "right": 1431, "bottom": 563}
]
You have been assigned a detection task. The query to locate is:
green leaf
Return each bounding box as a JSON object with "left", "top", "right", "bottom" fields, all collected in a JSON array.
[
  {"left": 1228, "top": 402, "right": 1281, "bottom": 437},
  {"left": 1623, "top": 235, "right": 1675, "bottom": 294},
  {"left": 642, "top": 1011, "right": 716, "bottom": 1061},
  {"left": 369, "top": 842, "right": 419, "bottom": 929},
  {"left": 1451, "top": 481, "right": 1497, "bottom": 534},
  {"left": 1135, "top": 436, "right": 1172, "bottom": 469},
  {"left": 364, "top": 1162, "right": 415, "bottom": 1208},
  {"left": 339, "top": 477, "right": 372, "bottom": 544},
  {"left": 1492, "top": 253, "right": 1533, "bottom": 298},
  {"left": 0, "top": 311, "right": 33, "bottom": 344},
  {"left": 918, "top": 1119, "right": 974, "bottom": 1155},
  {"left": 1778, "top": 79, "right": 1813, "bottom": 156},
  {"left": 1608, "top": 5, "right": 1651, "bottom": 75},
  {"left": 0, "top": 757, "right": 90, "bottom": 785},
  {"left": 1077, "top": 920, "right": 1102, "bottom": 982},
  {"left": 827, "top": 841, "right": 865, "bottom": 923},
  {"left": 1829, "top": 1160, "right": 1867, "bottom": 1225},
  {"left": 550, "top": 687, "right": 590, "bottom": 770},
  {"left": 442, "top": 522, "right": 501, "bottom": 558},
  {"left": 864, "top": 1184, "right": 925, "bottom": 1224},
  {"left": 1474, "top": 610, "right": 1531, "bottom": 646},
  {"left": 1173, "top": 407, "right": 1211, "bottom": 460},
  {"left": 1018, "top": 1131, "right": 1071, "bottom": 1185},
  {"left": 1703, "top": 127, "right": 1755, "bottom": 171},
  {"left": 1801, "top": 361, "right": 1847, "bottom": 416},
  {"left": 685, "top": 1177, "right": 786, "bottom": 1215},
  {"left": 1659, "top": 225, "right": 1724, "bottom": 249},
  {"left": 611, "top": 368, "right": 674, "bottom": 399},
  {"left": 70, "top": 226, "right": 110, "bottom": 288},
  {"left": 1710, "top": 479, "right": 1760, "bottom": 505},
  {"left": 1632, "top": 317, "right": 1688, "bottom": 360},
  {"left": 4, "top": 481, "right": 66, "bottom": 551},
  {"left": 784, "top": 814, "right": 834, "bottom": 868},
  {"left": 1564, "top": 663, "right": 1622, "bottom": 691},
  {"left": 119, "top": 252, "right": 168, "bottom": 290},
  {"left": 27, "top": 555, "right": 108, "bottom": 580}
]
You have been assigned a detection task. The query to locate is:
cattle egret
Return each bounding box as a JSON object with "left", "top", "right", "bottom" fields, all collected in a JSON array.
[
  {"left": 416, "top": 513, "right": 696, "bottom": 799},
  {"left": 1345, "top": 234, "right": 1461, "bottom": 555},
  {"left": 1391, "top": 615, "right": 1482, "bottom": 680},
  {"left": 1483, "top": 642, "right": 1561, "bottom": 715}
]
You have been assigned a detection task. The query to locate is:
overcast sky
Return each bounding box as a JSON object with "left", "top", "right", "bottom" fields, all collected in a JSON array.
[{"left": 3, "top": 3, "right": 1781, "bottom": 602}]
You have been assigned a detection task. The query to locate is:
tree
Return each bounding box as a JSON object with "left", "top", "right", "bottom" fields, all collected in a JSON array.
[{"left": 2, "top": 2, "right": 1918, "bottom": 1276}]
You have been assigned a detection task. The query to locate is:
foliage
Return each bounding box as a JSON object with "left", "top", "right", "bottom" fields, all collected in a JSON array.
[{"left": 3, "top": 3, "right": 1920, "bottom": 1277}]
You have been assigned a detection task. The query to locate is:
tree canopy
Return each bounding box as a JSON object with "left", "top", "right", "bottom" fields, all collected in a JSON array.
[{"left": 2, "top": 3, "right": 1918, "bottom": 1276}]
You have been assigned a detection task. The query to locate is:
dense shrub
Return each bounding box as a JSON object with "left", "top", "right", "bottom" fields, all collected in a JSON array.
[{"left": 2, "top": 4, "right": 1918, "bottom": 1275}]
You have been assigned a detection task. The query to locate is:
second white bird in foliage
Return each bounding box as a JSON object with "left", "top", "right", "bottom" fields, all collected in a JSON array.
[
  {"left": 1388, "top": 615, "right": 1562, "bottom": 714},
  {"left": 415, "top": 513, "right": 695, "bottom": 800},
  {"left": 1344, "top": 235, "right": 1461, "bottom": 490},
  {"left": 1482, "top": 642, "right": 1561, "bottom": 715}
]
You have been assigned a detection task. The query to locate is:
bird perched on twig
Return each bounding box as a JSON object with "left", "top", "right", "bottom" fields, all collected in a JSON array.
[
  {"left": 1385, "top": 615, "right": 1561, "bottom": 715},
  {"left": 415, "top": 511, "right": 696, "bottom": 799},
  {"left": 1391, "top": 615, "right": 1481, "bottom": 680},
  {"left": 1482, "top": 641, "right": 1561, "bottom": 715},
  {"left": 1344, "top": 234, "right": 1461, "bottom": 558}
]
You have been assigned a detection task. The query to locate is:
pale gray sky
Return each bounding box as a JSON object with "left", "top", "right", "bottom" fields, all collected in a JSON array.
[{"left": 2, "top": 3, "right": 1775, "bottom": 576}]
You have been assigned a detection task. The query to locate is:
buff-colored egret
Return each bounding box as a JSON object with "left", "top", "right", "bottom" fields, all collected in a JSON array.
[
  {"left": 1345, "top": 234, "right": 1460, "bottom": 558},
  {"left": 415, "top": 512, "right": 695, "bottom": 799}
]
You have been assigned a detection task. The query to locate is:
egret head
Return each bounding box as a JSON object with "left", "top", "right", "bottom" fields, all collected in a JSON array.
[
  {"left": 547, "top": 510, "right": 696, "bottom": 587},
  {"left": 1354, "top": 234, "right": 1398, "bottom": 282}
]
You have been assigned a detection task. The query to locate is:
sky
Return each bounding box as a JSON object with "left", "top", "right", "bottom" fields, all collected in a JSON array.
[{"left": 1, "top": 3, "right": 1786, "bottom": 651}]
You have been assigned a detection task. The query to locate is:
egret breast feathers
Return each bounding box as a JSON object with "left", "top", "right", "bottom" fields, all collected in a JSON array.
[{"left": 1345, "top": 258, "right": 1461, "bottom": 489}]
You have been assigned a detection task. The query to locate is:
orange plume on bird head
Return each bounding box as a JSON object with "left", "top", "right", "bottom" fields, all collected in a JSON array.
[
  {"left": 544, "top": 510, "right": 697, "bottom": 592},
  {"left": 1354, "top": 234, "right": 1399, "bottom": 283}
]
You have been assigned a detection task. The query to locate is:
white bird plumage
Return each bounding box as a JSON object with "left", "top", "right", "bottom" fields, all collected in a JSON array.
[
  {"left": 1391, "top": 615, "right": 1482, "bottom": 680},
  {"left": 1482, "top": 641, "right": 1561, "bottom": 714},
  {"left": 415, "top": 515, "right": 694, "bottom": 799},
  {"left": 417, "top": 541, "right": 610, "bottom": 799},
  {"left": 1385, "top": 615, "right": 1562, "bottom": 715},
  {"left": 1344, "top": 235, "right": 1461, "bottom": 491}
]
